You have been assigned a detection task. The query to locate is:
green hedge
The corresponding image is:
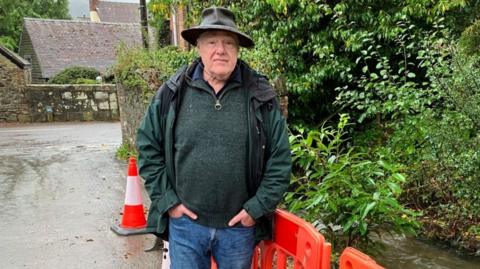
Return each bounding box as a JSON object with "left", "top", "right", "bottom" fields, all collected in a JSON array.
[
  {"left": 112, "top": 46, "right": 196, "bottom": 99},
  {"left": 48, "top": 66, "right": 100, "bottom": 84}
]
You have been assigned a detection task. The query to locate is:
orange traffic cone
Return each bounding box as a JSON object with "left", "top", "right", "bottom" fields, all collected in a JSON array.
[{"left": 111, "top": 157, "right": 147, "bottom": 235}]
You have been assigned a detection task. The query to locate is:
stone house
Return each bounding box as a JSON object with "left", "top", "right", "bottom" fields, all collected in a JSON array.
[
  {"left": 17, "top": 18, "right": 142, "bottom": 83},
  {"left": 0, "top": 45, "right": 32, "bottom": 122}
]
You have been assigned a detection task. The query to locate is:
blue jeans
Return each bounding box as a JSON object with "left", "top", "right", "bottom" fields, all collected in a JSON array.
[{"left": 168, "top": 215, "right": 255, "bottom": 269}]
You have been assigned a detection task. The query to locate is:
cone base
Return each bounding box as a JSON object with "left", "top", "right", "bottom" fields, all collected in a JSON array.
[{"left": 110, "top": 223, "right": 148, "bottom": 236}]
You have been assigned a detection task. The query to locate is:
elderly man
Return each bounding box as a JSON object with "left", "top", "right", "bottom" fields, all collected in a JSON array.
[{"left": 136, "top": 6, "right": 291, "bottom": 269}]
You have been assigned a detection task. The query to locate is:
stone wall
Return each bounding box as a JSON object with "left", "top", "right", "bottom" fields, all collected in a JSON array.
[
  {"left": 27, "top": 84, "right": 119, "bottom": 122},
  {"left": 0, "top": 53, "right": 31, "bottom": 122},
  {"left": 116, "top": 84, "right": 149, "bottom": 147}
]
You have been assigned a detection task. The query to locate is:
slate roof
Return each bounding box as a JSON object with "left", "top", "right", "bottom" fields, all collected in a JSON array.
[
  {"left": 22, "top": 18, "right": 142, "bottom": 78},
  {"left": 0, "top": 44, "right": 31, "bottom": 69},
  {"left": 96, "top": 1, "right": 140, "bottom": 23}
]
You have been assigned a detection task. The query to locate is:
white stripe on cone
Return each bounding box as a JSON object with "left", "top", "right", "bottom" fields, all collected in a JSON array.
[{"left": 124, "top": 175, "right": 143, "bottom": 205}]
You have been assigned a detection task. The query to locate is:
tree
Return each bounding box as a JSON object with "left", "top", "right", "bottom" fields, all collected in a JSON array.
[{"left": 0, "top": 0, "right": 70, "bottom": 51}]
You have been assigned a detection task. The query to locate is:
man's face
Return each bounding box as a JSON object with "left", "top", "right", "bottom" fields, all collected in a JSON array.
[{"left": 197, "top": 30, "right": 239, "bottom": 80}]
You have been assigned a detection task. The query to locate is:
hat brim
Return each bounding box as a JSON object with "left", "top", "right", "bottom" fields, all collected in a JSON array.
[{"left": 181, "top": 26, "right": 254, "bottom": 48}]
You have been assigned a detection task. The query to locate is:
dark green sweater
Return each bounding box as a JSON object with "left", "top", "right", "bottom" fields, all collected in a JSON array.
[{"left": 174, "top": 78, "right": 249, "bottom": 228}]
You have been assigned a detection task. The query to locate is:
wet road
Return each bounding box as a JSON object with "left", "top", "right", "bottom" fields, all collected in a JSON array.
[{"left": 0, "top": 122, "right": 162, "bottom": 269}]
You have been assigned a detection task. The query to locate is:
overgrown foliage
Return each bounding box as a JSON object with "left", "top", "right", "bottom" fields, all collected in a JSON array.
[
  {"left": 288, "top": 114, "right": 419, "bottom": 254},
  {"left": 378, "top": 48, "right": 480, "bottom": 253},
  {"left": 459, "top": 19, "right": 480, "bottom": 56},
  {"left": 0, "top": 0, "right": 70, "bottom": 50},
  {"left": 237, "top": 0, "right": 467, "bottom": 123},
  {"left": 48, "top": 66, "right": 100, "bottom": 84},
  {"left": 112, "top": 45, "right": 196, "bottom": 100}
]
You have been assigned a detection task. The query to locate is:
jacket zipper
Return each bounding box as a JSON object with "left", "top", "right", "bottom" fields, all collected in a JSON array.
[{"left": 209, "top": 89, "right": 229, "bottom": 110}]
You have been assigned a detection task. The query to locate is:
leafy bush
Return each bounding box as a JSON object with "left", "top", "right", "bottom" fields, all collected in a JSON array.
[
  {"left": 112, "top": 45, "right": 196, "bottom": 100},
  {"left": 287, "top": 114, "right": 419, "bottom": 255},
  {"left": 334, "top": 21, "right": 450, "bottom": 123},
  {"left": 372, "top": 46, "right": 480, "bottom": 253},
  {"left": 459, "top": 19, "right": 480, "bottom": 56},
  {"left": 232, "top": 0, "right": 472, "bottom": 124},
  {"left": 239, "top": 39, "right": 278, "bottom": 80},
  {"left": 382, "top": 110, "right": 480, "bottom": 253},
  {"left": 441, "top": 53, "right": 480, "bottom": 130},
  {"left": 0, "top": 36, "right": 16, "bottom": 51},
  {"left": 48, "top": 66, "right": 100, "bottom": 84}
]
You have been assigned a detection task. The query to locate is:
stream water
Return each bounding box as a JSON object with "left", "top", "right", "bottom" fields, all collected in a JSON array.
[{"left": 373, "top": 235, "right": 480, "bottom": 269}]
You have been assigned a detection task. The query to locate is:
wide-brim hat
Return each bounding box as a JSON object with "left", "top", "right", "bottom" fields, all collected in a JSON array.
[{"left": 181, "top": 7, "right": 254, "bottom": 48}]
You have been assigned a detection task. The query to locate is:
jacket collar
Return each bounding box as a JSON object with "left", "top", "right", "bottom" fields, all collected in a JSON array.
[{"left": 238, "top": 59, "right": 276, "bottom": 102}]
